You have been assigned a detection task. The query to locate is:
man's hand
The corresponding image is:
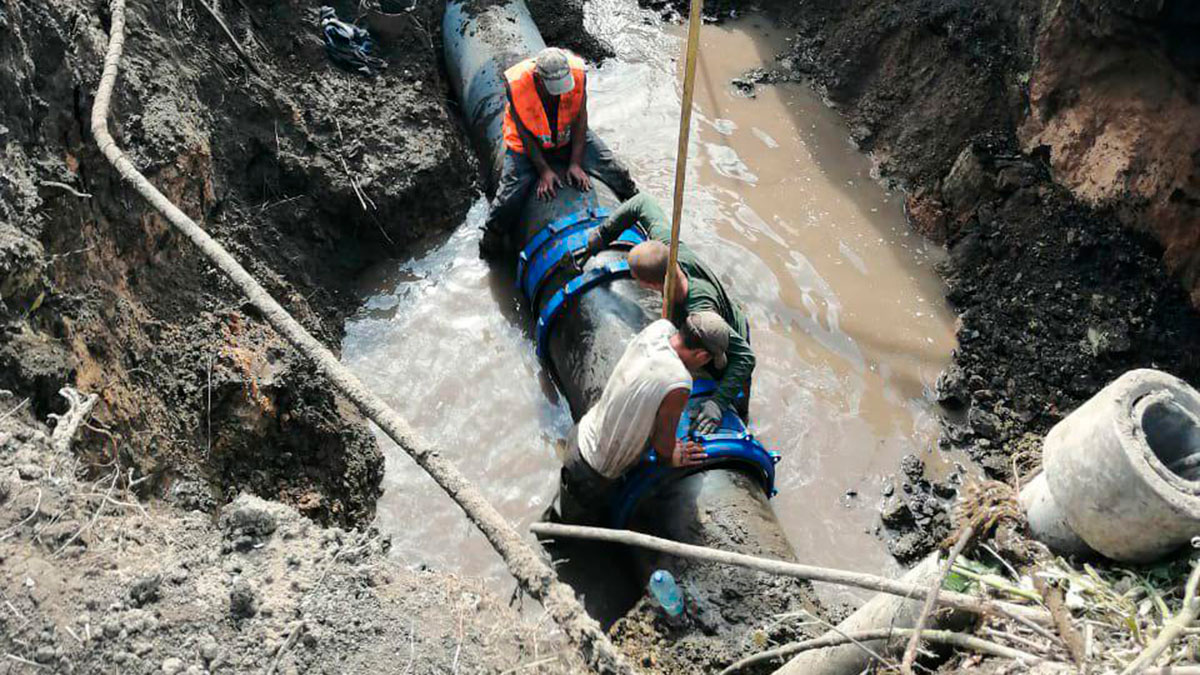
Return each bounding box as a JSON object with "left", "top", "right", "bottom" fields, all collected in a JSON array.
[
  {"left": 558, "top": 230, "right": 603, "bottom": 275},
  {"left": 536, "top": 169, "right": 562, "bottom": 201},
  {"left": 566, "top": 163, "right": 592, "bottom": 192},
  {"left": 691, "top": 400, "right": 724, "bottom": 435},
  {"left": 669, "top": 440, "right": 708, "bottom": 468}
]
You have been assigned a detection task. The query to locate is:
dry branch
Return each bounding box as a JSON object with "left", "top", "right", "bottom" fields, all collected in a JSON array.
[
  {"left": 900, "top": 524, "right": 975, "bottom": 674},
  {"left": 48, "top": 387, "right": 99, "bottom": 455},
  {"left": 91, "top": 2, "right": 630, "bottom": 671},
  {"left": 531, "top": 522, "right": 1053, "bottom": 626},
  {"left": 1034, "top": 573, "right": 1087, "bottom": 668},
  {"left": 39, "top": 181, "right": 93, "bottom": 199},
  {"left": 194, "top": 0, "right": 262, "bottom": 76},
  {"left": 718, "top": 626, "right": 1051, "bottom": 675}
]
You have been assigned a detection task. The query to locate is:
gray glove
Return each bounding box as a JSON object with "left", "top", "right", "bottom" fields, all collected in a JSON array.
[
  {"left": 692, "top": 400, "right": 723, "bottom": 435},
  {"left": 560, "top": 230, "right": 604, "bottom": 274}
]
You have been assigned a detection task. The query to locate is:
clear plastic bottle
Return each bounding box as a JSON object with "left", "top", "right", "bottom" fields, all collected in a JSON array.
[{"left": 648, "top": 569, "right": 684, "bottom": 616}]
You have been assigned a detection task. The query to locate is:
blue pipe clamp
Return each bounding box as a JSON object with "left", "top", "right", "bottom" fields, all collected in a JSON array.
[
  {"left": 608, "top": 380, "right": 781, "bottom": 528},
  {"left": 518, "top": 207, "right": 646, "bottom": 358}
]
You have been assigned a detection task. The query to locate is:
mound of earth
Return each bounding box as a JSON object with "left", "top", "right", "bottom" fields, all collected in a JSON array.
[{"left": 1, "top": 406, "right": 574, "bottom": 673}]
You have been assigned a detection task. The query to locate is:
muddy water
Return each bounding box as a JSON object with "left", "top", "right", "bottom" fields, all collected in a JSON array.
[{"left": 343, "top": 3, "right": 956, "bottom": 601}]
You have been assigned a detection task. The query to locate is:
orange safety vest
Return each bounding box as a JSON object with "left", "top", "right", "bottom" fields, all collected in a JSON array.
[{"left": 501, "top": 53, "right": 586, "bottom": 154}]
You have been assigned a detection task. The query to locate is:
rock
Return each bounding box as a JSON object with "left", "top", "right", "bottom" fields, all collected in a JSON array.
[
  {"left": 129, "top": 573, "right": 162, "bottom": 607},
  {"left": 935, "top": 364, "right": 969, "bottom": 409},
  {"left": 900, "top": 455, "right": 924, "bottom": 482},
  {"left": 942, "top": 145, "right": 993, "bottom": 216},
  {"left": 880, "top": 497, "right": 914, "bottom": 528},
  {"left": 16, "top": 463, "right": 43, "bottom": 480},
  {"left": 220, "top": 496, "right": 277, "bottom": 550},
  {"left": 993, "top": 160, "right": 1040, "bottom": 194},
  {"left": 34, "top": 646, "right": 55, "bottom": 663},
  {"left": 198, "top": 641, "right": 219, "bottom": 663},
  {"left": 161, "top": 657, "right": 184, "bottom": 674},
  {"left": 229, "top": 580, "right": 259, "bottom": 619},
  {"left": 968, "top": 406, "right": 1003, "bottom": 440}
]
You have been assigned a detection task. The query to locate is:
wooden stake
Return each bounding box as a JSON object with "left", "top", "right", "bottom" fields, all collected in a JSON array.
[{"left": 662, "top": 0, "right": 703, "bottom": 321}]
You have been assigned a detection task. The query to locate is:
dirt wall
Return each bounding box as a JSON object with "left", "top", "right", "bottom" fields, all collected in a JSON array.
[{"left": 0, "top": 0, "right": 481, "bottom": 525}]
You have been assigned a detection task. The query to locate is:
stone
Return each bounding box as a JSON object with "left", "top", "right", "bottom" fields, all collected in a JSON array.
[
  {"left": 229, "top": 580, "right": 259, "bottom": 620},
  {"left": 220, "top": 496, "right": 277, "bottom": 550},
  {"left": 942, "top": 145, "right": 992, "bottom": 215},
  {"left": 161, "top": 657, "right": 184, "bottom": 674},
  {"left": 935, "top": 364, "right": 969, "bottom": 409},
  {"left": 968, "top": 406, "right": 1003, "bottom": 440},
  {"left": 880, "top": 497, "right": 913, "bottom": 528},
  {"left": 198, "top": 641, "right": 219, "bottom": 663},
  {"left": 16, "top": 463, "right": 43, "bottom": 480},
  {"left": 129, "top": 574, "right": 162, "bottom": 607}
]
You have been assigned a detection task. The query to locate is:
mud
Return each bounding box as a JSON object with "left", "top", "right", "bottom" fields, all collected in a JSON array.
[{"left": 0, "top": 409, "right": 573, "bottom": 673}]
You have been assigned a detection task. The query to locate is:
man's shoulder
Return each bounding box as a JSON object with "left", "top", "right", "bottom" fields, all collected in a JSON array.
[{"left": 639, "top": 318, "right": 676, "bottom": 341}]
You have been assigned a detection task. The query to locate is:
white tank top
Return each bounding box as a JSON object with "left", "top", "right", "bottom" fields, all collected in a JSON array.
[{"left": 578, "top": 319, "right": 693, "bottom": 479}]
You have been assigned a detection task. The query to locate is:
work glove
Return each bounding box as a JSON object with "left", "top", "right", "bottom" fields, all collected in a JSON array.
[
  {"left": 691, "top": 400, "right": 724, "bottom": 435},
  {"left": 560, "top": 230, "right": 604, "bottom": 275}
]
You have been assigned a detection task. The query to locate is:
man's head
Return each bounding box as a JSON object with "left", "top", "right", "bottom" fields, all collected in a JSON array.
[
  {"left": 534, "top": 48, "right": 575, "bottom": 96},
  {"left": 318, "top": 5, "right": 336, "bottom": 22},
  {"left": 672, "top": 311, "right": 730, "bottom": 371},
  {"left": 628, "top": 241, "right": 673, "bottom": 291}
]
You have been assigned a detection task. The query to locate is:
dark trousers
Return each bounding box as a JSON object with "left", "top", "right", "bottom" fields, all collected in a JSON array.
[
  {"left": 482, "top": 131, "right": 638, "bottom": 238},
  {"left": 558, "top": 427, "right": 616, "bottom": 526}
]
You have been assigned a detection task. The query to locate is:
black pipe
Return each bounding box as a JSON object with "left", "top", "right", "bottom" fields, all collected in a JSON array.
[{"left": 443, "top": 0, "right": 816, "bottom": 638}]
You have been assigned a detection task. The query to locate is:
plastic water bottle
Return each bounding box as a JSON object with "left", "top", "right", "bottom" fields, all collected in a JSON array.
[{"left": 648, "top": 569, "right": 684, "bottom": 616}]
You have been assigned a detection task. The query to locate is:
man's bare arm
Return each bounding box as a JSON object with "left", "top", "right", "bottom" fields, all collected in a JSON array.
[
  {"left": 651, "top": 388, "right": 707, "bottom": 467},
  {"left": 566, "top": 83, "right": 591, "bottom": 191}
]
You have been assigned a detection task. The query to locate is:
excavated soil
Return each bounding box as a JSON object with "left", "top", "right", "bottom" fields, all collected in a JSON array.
[
  {"left": 0, "top": 410, "right": 572, "bottom": 673},
  {"left": 0, "top": 0, "right": 486, "bottom": 526}
]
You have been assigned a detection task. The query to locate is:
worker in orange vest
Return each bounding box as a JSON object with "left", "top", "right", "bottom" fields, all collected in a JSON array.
[{"left": 480, "top": 47, "right": 638, "bottom": 259}]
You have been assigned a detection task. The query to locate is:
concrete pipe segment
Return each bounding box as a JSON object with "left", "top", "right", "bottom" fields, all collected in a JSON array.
[
  {"left": 1021, "top": 368, "right": 1200, "bottom": 562},
  {"left": 443, "top": 0, "right": 807, "bottom": 635}
]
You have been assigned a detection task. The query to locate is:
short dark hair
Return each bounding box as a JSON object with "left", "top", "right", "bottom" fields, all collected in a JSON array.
[{"left": 628, "top": 241, "right": 670, "bottom": 283}]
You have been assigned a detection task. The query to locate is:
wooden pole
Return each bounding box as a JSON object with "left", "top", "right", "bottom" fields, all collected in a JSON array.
[
  {"left": 529, "top": 522, "right": 1052, "bottom": 626},
  {"left": 662, "top": 0, "right": 703, "bottom": 321}
]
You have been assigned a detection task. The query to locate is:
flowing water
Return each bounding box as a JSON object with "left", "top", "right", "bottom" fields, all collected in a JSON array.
[{"left": 343, "top": 2, "right": 957, "bottom": 605}]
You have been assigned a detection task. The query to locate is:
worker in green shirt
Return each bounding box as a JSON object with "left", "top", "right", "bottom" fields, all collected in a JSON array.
[{"left": 565, "top": 193, "right": 755, "bottom": 433}]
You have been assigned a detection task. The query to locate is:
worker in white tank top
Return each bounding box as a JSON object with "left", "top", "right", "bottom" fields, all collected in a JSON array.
[{"left": 558, "top": 312, "right": 733, "bottom": 523}]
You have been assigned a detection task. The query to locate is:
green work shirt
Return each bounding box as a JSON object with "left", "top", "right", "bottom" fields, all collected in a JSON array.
[{"left": 596, "top": 193, "right": 755, "bottom": 412}]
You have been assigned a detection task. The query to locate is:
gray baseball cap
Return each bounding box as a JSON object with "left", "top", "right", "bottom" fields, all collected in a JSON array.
[
  {"left": 535, "top": 48, "right": 575, "bottom": 96},
  {"left": 686, "top": 311, "right": 731, "bottom": 370}
]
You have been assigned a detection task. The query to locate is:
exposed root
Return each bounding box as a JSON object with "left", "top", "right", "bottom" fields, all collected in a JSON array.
[{"left": 47, "top": 387, "right": 98, "bottom": 455}]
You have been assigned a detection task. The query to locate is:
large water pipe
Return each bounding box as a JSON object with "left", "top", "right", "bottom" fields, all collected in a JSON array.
[{"left": 442, "top": 0, "right": 811, "bottom": 635}]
